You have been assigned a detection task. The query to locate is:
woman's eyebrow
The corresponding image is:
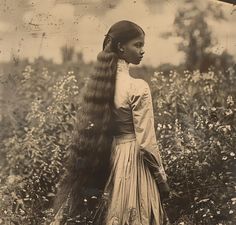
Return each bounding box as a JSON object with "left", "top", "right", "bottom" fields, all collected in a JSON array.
[{"left": 135, "top": 40, "right": 144, "bottom": 43}]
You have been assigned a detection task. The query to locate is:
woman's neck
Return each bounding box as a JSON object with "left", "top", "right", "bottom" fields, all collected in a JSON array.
[{"left": 117, "top": 58, "right": 130, "bottom": 74}]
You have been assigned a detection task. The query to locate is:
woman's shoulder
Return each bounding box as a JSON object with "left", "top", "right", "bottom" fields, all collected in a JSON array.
[
  {"left": 129, "top": 77, "right": 150, "bottom": 96},
  {"left": 128, "top": 77, "right": 150, "bottom": 105}
]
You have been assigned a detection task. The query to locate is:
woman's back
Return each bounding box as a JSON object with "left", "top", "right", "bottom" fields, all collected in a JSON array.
[
  {"left": 112, "top": 58, "right": 147, "bottom": 136},
  {"left": 93, "top": 58, "right": 169, "bottom": 225}
]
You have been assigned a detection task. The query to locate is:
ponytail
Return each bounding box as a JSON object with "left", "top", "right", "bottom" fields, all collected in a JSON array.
[{"left": 51, "top": 36, "right": 119, "bottom": 220}]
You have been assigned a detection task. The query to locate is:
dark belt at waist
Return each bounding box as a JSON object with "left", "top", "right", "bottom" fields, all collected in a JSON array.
[{"left": 113, "top": 133, "right": 136, "bottom": 144}]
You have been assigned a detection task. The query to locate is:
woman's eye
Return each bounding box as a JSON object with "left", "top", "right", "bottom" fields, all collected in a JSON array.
[{"left": 135, "top": 43, "right": 142, "bottom": 48}]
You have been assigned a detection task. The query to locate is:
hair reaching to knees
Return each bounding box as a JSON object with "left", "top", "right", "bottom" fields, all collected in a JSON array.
[
  {"left": 51, "top": 20, "right": 144, "bottom": 219},
  {"left": 51, "top": 38, "right": 119, "bottom": 218}
]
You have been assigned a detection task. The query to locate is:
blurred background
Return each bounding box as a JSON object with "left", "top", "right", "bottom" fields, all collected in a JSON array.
[
  {"left": 0, "top": 0, "right": 236, "bottom": 68},
  {"left": 0, "top": 0, "right": 235, "bottom": 224}
]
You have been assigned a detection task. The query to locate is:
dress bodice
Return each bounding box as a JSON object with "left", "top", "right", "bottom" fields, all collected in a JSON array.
[
  {"left": 111, "top": 58, "right": 151, "bottom": 136},
  {"left": 111, "top": 58, "right": 135, "bottom": 136},
  {"left": 111, "top": 58, "right": 168, "bottom": 183}
]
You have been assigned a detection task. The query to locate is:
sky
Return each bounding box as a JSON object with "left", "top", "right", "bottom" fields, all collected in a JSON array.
[{"left": 0, "top": 0, "right": 235, "bottom": 67}]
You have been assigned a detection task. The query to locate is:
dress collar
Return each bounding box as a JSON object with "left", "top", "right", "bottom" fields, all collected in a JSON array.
[{"left": 117, "top": 58, "right": 130, "bottom": 74}]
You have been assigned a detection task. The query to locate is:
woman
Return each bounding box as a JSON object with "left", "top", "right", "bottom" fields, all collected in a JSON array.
[{"left": 50, "top": 20, "right": 170, "bottom": 225}]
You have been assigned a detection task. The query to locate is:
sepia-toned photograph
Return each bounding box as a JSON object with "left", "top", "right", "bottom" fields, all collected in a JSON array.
[{"left": 0, "top": 0, "right": 235, "bottom": 224}]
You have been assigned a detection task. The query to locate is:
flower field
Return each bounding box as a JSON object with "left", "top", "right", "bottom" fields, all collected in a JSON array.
[{"left": 0, "top": 62, "right": 235, "bottom": 225}]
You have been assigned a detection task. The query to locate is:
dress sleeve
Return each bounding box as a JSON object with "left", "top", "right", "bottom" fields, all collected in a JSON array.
[{"left": 129, "top": 79, "right": 168, "bottom": 184}]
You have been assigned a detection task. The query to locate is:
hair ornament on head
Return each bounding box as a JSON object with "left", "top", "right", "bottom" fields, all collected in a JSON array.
[{"left": 103, "top": 35, "right": 113, "bottom": 52}]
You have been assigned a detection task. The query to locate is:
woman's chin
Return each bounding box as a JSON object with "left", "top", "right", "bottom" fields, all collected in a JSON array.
[{"left": 134, "top": 59, "right": 142, "bottom": 65}]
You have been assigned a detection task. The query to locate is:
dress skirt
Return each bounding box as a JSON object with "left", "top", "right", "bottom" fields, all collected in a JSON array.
[
  {"left": 93, "top": 133, "right": 170, "bottom": 225},
  {"left": 50, "top": 133, "right": 170, "bottom": 225}
]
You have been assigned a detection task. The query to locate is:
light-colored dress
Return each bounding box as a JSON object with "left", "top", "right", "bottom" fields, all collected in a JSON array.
[
  {"left": 50, "top": 58, "right": 170, "bottom": 225},
  {"left": 93, "top": 58, "right": 169, "bottom": 225}
]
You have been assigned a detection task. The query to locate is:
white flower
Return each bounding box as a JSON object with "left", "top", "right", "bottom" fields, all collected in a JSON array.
[
  {"left": 208, "top": 124, "right": 213, "bottom": 129},
  {"left": 225, "top": 109, "right": 233, "bottom": 116},
  {"left": 199, "top": 198, "right": 209, "bottom": 203},
  {"left": 222, "top": 156, "right": 227, "bottom": 160},
  {"left": 231, "top": 197, "right": 236, "bottom": 202},
  {"left": 172, "top": 156, "right": 177, "bottom": 161},
  {"left": 225, "top": 125, "right": 231, "bottom": 131},
  {"left": 227, "top": 95, "right": 234, "bottom": 106}
]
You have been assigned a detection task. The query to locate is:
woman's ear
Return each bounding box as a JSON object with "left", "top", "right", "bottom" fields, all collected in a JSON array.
[{"left": 117, "top": 42, "right": 124, "bottom": 53}]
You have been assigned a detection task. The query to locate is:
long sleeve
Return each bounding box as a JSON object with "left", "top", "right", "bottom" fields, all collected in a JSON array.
[{"left": 129, "top": 79, "right": 167, "bottom": 184}]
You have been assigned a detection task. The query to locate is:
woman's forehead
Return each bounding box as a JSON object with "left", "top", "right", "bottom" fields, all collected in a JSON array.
[
  {"left": 120, "top": 33, "right": 145, "bottom": 46},
  {"left": 132, "top": 34, "right": 145, "bottom": 42}
]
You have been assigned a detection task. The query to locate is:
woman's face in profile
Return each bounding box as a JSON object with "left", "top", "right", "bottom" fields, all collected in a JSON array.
[{"left": 119, "top": 33, "right": 145, "bottom": 65}]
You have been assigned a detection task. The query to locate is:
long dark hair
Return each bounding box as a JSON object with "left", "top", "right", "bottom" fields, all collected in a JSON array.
[{"left": 52, "top": 20, "right": 145, "bottom": 219}]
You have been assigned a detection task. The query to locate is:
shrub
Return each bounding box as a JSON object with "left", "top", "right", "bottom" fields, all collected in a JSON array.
[
  {"left": 0, "top": 66, "right": 81, "bottom": 224},
  {"left": 0, "top": 64, "right": 235, "bottom": 224},
  {"left": 150, "top": 67, "right": 236, "bottom": 224}
]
